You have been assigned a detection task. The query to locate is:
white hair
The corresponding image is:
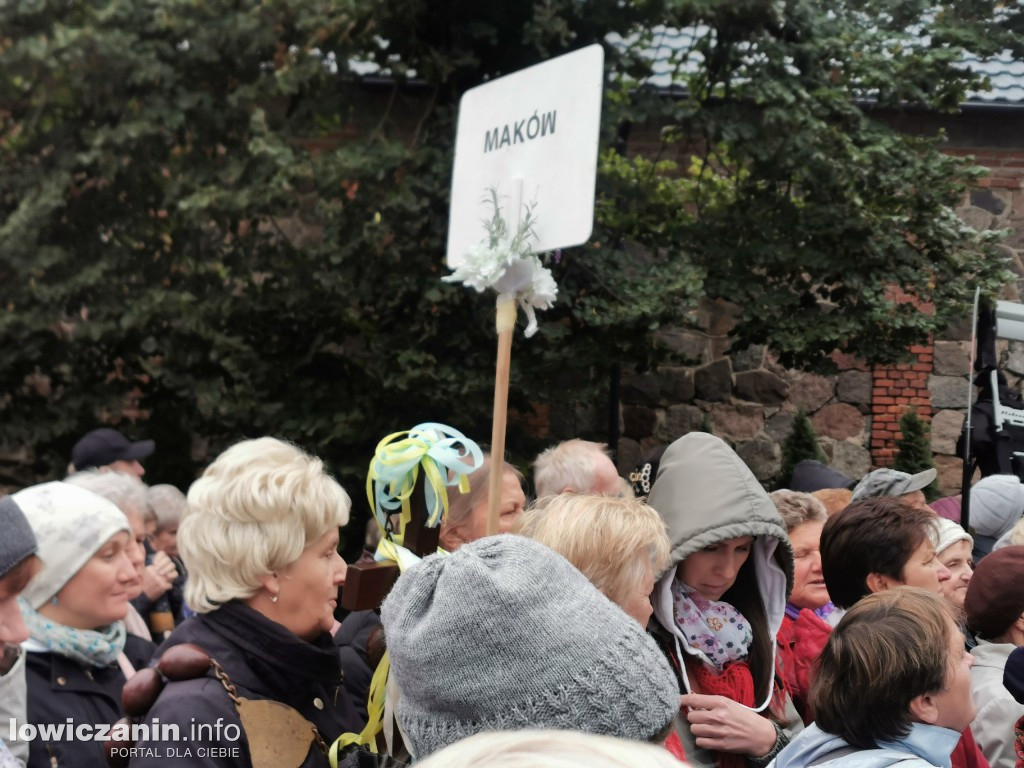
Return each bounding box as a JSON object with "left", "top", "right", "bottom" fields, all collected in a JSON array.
[
  {"left": 180, "top": 437, "right": 351, "bottom": 613},
  {"left": 147, "top": 484, "right": 187, "bottom": 531},
  {"left": 65, "top": 470, "right": 147, "bottom": 522},
  {"left": 532, "top": 439, "right": 611, "bottom": 498},
  {"left": 414, "top": 729, "right": 684, "bottom": 768}
]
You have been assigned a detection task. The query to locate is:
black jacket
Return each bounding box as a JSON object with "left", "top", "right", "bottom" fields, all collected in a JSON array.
[
  {"left": 334, "top": 610, "right": 381, "bottom": 724},
  {"left": 130, "top": 601, "right": 363, "bottom": 768},
  {"left": 24, "top": 633, "right": 155, "bottom": 768}
]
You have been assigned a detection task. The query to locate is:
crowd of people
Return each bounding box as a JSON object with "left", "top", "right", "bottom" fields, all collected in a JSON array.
[{"left": 1, "top": 425, "right": 1024, "bottom": 768}]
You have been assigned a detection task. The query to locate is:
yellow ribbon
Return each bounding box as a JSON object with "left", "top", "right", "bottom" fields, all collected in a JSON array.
[
  {"left": 329, "top": 653, "right": 390, "bottom": 763},
  {"left": 365, "top": 423, "right": 483, "bottom": 536}
]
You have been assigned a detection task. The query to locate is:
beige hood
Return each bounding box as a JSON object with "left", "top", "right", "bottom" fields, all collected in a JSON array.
[{"left": 646, "top": 432, "right": 794, "bottom": 711}]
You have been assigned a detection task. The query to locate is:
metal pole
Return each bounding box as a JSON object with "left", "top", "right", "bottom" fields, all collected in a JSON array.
[{"left": 961, "top": 287, "right": 981, "bottom": 533}]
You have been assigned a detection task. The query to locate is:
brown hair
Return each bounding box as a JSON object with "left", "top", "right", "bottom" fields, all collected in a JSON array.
[
  {"left": 810, "top": 487, "right": 853, "bottom": 516},
  {"left": 718, "top": 555, "right": 774, "bottom": 705},
  {"left": 820, "top": 497, "right": 938, "bottom": 609},
  {"left": 0, "top": 555, "right": 42, "bottom": 598},
  {"left": 811, "top": 587, "right": 956, "bottom": 748}
]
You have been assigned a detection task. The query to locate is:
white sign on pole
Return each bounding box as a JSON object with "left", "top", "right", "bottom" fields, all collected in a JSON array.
[{"left": 446, "top": 44, "right": 605, "bottom": 267}]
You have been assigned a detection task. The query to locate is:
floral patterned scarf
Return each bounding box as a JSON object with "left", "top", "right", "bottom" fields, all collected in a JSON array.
[{"left": 671, "top": 579, "right": 752, "bottom": 672}]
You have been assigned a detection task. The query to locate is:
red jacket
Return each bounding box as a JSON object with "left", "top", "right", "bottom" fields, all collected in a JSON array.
[{"left": 776, "top": 608, "right": 832, "bottom": 722}]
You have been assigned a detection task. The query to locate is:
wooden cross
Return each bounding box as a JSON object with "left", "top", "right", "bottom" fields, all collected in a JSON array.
[{"left": 340, "top": 471, "right": 438, "bottom": 612}]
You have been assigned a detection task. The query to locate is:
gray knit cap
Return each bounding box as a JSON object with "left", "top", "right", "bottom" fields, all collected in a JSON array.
[
  {"left": 381, "top": 535, "right": 679, "bottom": 759},
  {"left": 0, "top": 496, "right": 37, "bottom": 579}
]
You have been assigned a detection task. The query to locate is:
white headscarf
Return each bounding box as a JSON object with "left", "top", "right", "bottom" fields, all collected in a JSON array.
[{"left": 12, "top": 481, "right": 129, "bottom": 609}]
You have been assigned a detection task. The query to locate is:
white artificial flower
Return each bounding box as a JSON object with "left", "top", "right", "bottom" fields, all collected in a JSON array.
[{"left": 443, "top": 192, "right": 558, "bottom": 337}]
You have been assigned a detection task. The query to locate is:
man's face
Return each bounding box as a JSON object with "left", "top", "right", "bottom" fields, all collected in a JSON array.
[
  {"left": 107, "top": 459, "right": 145, "bottom": 478},
  {"left": 899, "top": 489, "right": 929, "bottom": 511}
]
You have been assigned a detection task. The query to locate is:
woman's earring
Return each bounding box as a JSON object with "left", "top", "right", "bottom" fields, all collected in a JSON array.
[
  {"left": 270, "top": 594, "right": 278, "bottom": 603},
  {"left": 51, "top": 596, "right": 59, "bottom": 606}
]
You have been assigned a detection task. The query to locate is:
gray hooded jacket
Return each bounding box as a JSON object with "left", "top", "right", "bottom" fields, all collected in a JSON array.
[{"left": 647, "top": 432, "right": 802, "bottom": 768}]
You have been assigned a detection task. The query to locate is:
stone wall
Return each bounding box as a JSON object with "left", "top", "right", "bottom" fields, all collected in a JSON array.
[
  {"left": 612, "top": 141, "right": 1024, "bottom": 494},
  {"left": 613, "top": 298, "right": 873, "bottom": 486}
]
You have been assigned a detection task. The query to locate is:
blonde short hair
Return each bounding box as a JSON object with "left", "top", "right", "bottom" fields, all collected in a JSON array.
[
  {"left": 65, "top": 470, "right": 147, "bottom": 522},
  {"left": 771, "top": 489, "right": 828, "bottom": 532},
  {"left": 532, "top": 439, "right": 612, "bottom": 498},
  {"left": 517, "top": 494, "right": 669, "bottom": 608},
  {"left": 147, "top": 484, "right": 187, "bottom": 531},
  {"left": 180, "top": 437, "right": 351, "bottom": 613},
  {"left": 414, "top": 729, "right": 684, "bottom": 768}
]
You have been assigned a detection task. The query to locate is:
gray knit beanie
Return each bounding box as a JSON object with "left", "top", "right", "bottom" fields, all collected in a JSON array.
[
  {"left": 0, "top": 496, "right": 37, "bottom": 579},
  {"left": 381, "top": 535, "right": 679, "bottom": 759}
]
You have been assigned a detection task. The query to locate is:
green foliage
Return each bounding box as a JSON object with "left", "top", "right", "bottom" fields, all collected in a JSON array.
[
  {"left": 780, "top": 409, "right": 826, "bottom": 486},
  {"left": 0, "top": 0, "right": 1018, "bottom": 534},
  {"left": 894, "top": 409, "right": 941, "bottom": 502}
]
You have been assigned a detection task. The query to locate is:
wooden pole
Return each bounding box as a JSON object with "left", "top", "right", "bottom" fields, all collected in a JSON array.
[
  {"left": 487, "top": 298, "right": 516, "bottom": 535},
  {"left": 486, "top": 179, "right": 523, "bottom": 536}
]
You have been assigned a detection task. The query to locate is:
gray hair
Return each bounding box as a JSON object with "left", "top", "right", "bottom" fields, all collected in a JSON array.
[
  {"left": 147, "top": 484, "right": 187, "bottom": 531},
  {"left": 532, "top": 439, "right": 611, "bottom": 498},
  {"left": 771, "top": 489, "right": 827, "bottom": 532},
  {"left": 65, "top": 470, "right": 147, "bottom": 520}
]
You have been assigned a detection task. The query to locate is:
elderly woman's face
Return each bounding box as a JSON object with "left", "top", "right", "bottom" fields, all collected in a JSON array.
[
  {"left": 45, "top": 532, "right": 136, "bottom": 630},
  {"left": 122, "top": 505, "right": 148, "bottom": 600},
  {"left": 465, "top": 470, "right": 526, "bottom": 541},
  {"left": 788, "top": 520, "right": 830, "bottom": 611},
  {"left": 619, "top": 556, "right": 656, "bottom": 628},
  {"left": 274, "top": 528, "right": 347, "bottom": 641},
  {"left": 153, "top": 524, "right": 179, "bottom": 559},
  {"left": 938, "top": 539, "right": 973, "bottom": 608}
]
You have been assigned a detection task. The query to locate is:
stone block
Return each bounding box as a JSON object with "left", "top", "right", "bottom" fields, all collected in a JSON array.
[
  {"left": 734, "top": 370, "right": 789, "bottom": 406},
  {"left": 765, "top": 410, "right": 795, "bottom": 443},
  {"left": 621, "top": 367, "right": 695, "bottom": 406},
  {"left": 837, "top": 370, "right": 872, "bottom": 405},
  {"left": 928, "top": 375, "right": 970, "bottom": 410},
  {"left": 933, "top": 341, "right": 971, "bottom": 377},
  {"left": 1008, "top": 342, "right": 1024, "bottom": 376},
  {"left": 829, "top": 440, "right": 872, "bottom": 480},
  {"left": 790, "top": 374, "right": 835, "bottom": 413},
  {"left": 959, "top": 206, "right": 994, "bottom": 231},
  {"left": 709, "top": 403, "right": 764, "bottom": 441},
  {"left": 736, "top": 434, "right": 780, "bottom": 483},
  {"left": 731, "top": 344, "right": 766, "bottom": 373},
  {"left": 615, "top": 437, "right": 642, "bottom": 475},
  {"left": 812, "top": 403, "right": 865, "bottom": 441},
  {"left": 970, "top": 188, "right": 1009, "bottom": 216},
  {"left": 694, "top": 359, "right": 733, "bottom": 402},
  {"left": 940, "top": 314, "right": 972, "bottom": 342},
  {"left": 934, "top": 454, "right": 978, "bottom": 498},
  {"left": 655, "top": 404, "right": 706, "bottom": 443},
  {"left": 653, "top": 327, "right": 709, "bottom": 365},
  {"left": 622, "top": 405, "right": 660, "bottom": 440},
  {"left": 698, "top": 297, "right": 740, "bottom": 337},
  {"left": 830, "top": 350, "right": 870, "bottom": 371},
  {"left": 930, "top": 408, "right": 964, "bottom": 455}
]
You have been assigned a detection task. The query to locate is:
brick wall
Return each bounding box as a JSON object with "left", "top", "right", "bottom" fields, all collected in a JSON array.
[{"left": 869, "top": 342, "right": 934, "bottom": 466}]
